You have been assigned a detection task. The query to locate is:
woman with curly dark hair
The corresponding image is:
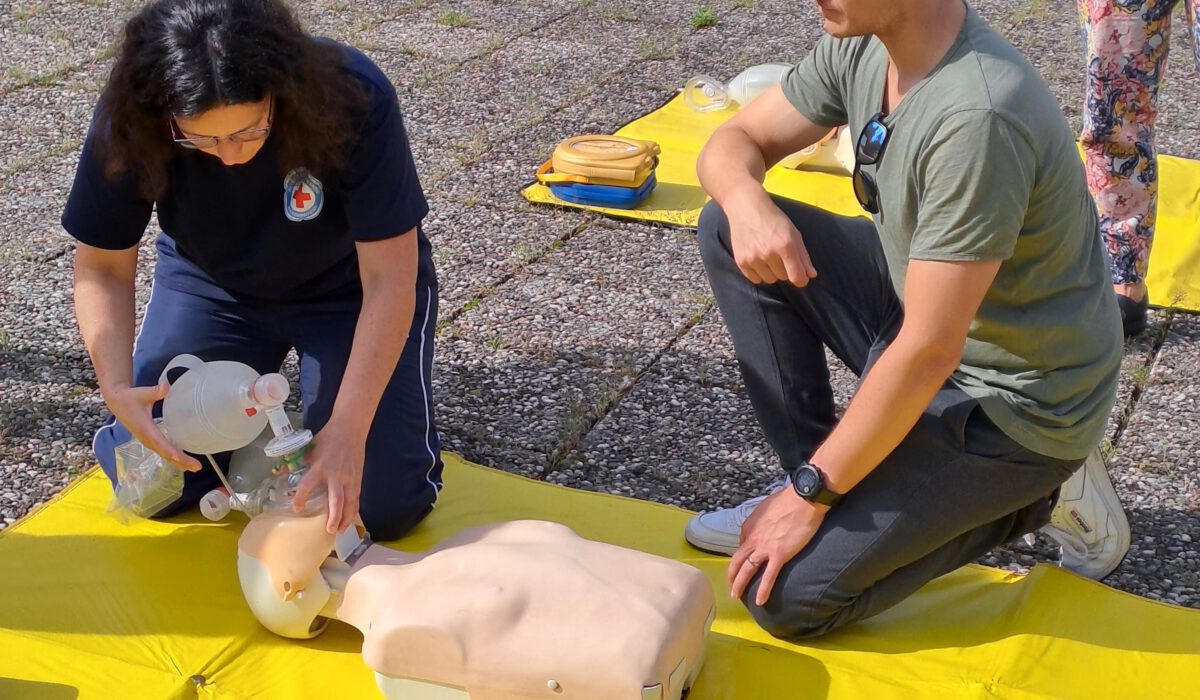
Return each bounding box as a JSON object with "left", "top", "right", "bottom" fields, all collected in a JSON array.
[{"left": 63, "top": 0, "right": 443, "bottom": 541}]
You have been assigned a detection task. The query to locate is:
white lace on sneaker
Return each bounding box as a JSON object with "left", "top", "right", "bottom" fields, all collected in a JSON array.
[
  {"left": 684, "top": 477, "right": 789, "bottom": 555},
  {"left": 1037, "top": 448, "right": 1131, "bottom": 580}
]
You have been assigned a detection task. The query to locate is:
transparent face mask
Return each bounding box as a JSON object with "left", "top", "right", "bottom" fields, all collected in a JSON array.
[{"left": 682, "top": 75, "right": 732, "bottom": 112}]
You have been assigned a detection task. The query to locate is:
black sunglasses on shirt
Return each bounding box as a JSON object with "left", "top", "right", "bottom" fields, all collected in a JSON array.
[{"left": 852, "top": 112, "right": 890, "bottom": 214}]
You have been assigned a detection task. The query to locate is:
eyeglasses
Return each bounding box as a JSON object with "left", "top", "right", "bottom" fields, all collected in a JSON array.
[
  {"left": 852, "top": 112, "right": 890, "bottom": 214},
  {"left": 170, "top": 98, "right": 273, "bottom": 150}
]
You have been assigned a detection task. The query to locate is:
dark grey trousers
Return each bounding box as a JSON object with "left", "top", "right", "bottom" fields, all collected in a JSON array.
[{"left": 698, "top": 197, "right": 1082, "bottom": 639}]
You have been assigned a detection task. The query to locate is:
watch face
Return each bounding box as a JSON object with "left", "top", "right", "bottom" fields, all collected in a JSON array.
[{"left": 796, "top": 466, "right": 821, "bottom": 496}]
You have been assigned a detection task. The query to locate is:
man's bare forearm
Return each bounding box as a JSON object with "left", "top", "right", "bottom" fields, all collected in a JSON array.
[
  {"left": 698, "top": 125, "right": 771, "bottom": 203},
  {"left": 811, "top": 335, "right": 958, "bottom": 494}
]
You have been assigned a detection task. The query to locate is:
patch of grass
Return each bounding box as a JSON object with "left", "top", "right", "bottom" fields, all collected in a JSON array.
[
  {"left": 734, "top": 0, "right": 757, "bottom": 7},
  {"left": 1137, "top": 461, "right": 1172, "bottom": 476},
  {"left": 1014, "top": 0, "right": 1052, "bottom": 22},
  {"left": 0, "top": 328, "right": 10, "bottom": 349},
  {"left": 460, "top": 296, "right": 483, "bottom": 315},
  {"left": 0, "top": 137, "right": 82, "bottom": 179},
  {"left": 436, "top": 9, "right": 472, "bottom": 27},
  {"left": 1128, "top": 363, "right": 1151, "bottom": 389},
  {"left": 637, "top": 38, "right": 674, "bottom": 60},
  {"left": 691, "top": 6, "right": 718, "bottom": 29},
  {"left": 13, "top": 3, "right": 46, "bottom": 21},
  {"left": 3, "top": 62, "right": 79, "bottom": 95},
  {"left": 524, "top": 58, "right": 557, "bottom": 76},
  {"left": 597, "top": 6, "right": 638, "bottom": 21},
  {"left": 485, "top": 334, "right": 507, "bottom": 351}
]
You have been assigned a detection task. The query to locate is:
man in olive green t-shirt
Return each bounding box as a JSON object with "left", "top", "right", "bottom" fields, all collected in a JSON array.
[{"left": 683, "top": 0, "right": 1130, "bottom": 639}]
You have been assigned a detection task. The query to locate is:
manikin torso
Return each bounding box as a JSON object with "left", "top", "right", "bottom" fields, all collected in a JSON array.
[{"left": 238, "top": 509, "right": 715, "bottom": 700}]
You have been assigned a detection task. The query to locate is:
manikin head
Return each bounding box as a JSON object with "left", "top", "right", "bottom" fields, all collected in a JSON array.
[{"left": 237, "top": 506, "right": 341, "bottom": 639}]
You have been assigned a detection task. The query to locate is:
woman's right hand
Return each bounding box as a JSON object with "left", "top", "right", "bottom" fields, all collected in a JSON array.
[{"left": 103, "top": 381, "right": 202, "bottom": 472}]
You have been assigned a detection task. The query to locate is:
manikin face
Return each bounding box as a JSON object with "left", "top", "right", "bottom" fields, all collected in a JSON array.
[
  {"left": 173, "top": 97, "right": 273, "bottom": 166},
  {"left": 814, "top": 0, "right": 904, "bottom": 38}
]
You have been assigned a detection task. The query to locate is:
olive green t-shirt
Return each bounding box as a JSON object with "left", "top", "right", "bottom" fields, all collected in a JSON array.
[{"left": 782, "top": 5, "right": 1122, "bottom": 460}]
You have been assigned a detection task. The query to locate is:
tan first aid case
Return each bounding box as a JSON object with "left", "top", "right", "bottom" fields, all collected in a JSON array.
[{"left": 537, "top": 135, "right": 661, "bottom": 188}]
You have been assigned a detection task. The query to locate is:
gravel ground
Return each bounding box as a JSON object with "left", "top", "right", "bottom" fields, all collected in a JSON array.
[{"left": 1, "top": 0, "right": 1198, "bottom": 611}]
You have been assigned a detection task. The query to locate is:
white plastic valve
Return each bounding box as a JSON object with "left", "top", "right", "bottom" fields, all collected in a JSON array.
[
  {"left": 200, "top": 489, "right": 233, "bottom": 521},
  {"left": 251, "top": 373, "right": 290, "bottom": 407}
]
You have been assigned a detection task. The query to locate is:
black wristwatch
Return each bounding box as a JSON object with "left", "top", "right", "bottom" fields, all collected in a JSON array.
[{"left": 791, "top": 462, "right": 845, "bottom": 507}]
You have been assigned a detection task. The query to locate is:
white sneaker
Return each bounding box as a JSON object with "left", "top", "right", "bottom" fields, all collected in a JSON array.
[
  {"left": 684, "top": 477, "right": 789, "bottom": 555},
  {"left": 1037, "top": 447, "right": 1131, "bottom": 580}
]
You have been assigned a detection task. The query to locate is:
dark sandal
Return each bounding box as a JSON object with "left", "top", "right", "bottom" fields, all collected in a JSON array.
[{"left": 1116, "top": 293, "right": 1149, "bottom": 338}]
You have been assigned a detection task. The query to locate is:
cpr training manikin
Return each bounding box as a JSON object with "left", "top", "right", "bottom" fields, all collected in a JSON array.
[{"left": 111, "top": 356, "right": 716, "bottom": 699}]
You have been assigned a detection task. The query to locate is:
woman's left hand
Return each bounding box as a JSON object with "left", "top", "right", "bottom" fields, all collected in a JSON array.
[{"left": 293, "top": 421, "right": 367, "bottom": 534}]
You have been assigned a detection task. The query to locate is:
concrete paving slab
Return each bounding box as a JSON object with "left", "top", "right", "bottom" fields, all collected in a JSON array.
[
  {"left": 433, "top": 221, "right": 711, "bottom": 476},
  {"left": 1106, "top": 310, "right": 1173, "bottom": 446},
  {"left": 0, "top": 153, "right": 81, "bottom": 264},
  {"left": 404, "top": 0, "right": 570, "bottom": 40},
  {"left": 1105, "top": 312, "right": 1200, "bottom": 607},
  {"left": 434, "top": 77, "right": 671, "bottom": 204},
  {"left": 402, "top": 35, "right": 619, "bottom": 178},
  {"left": 422, "top": 198, "right": 589, "bottom": 314},
  {"left": 557, "top": 307, "right": 859, "bottom": 511},
  {"left": 0, "top": 1, "right": 124, "bottom": 92},
  {"left": 0, "top": 63, "right": 106, "bottom": 176}
]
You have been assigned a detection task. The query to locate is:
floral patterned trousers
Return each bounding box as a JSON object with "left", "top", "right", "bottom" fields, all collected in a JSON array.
[{"left": 1079, "top": 0, "right": 1199, "bottom": 285}]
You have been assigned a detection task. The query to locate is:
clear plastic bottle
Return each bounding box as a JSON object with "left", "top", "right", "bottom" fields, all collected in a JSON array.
[{"left": 158, "top": 354, "right": 291, "bottom": 455}]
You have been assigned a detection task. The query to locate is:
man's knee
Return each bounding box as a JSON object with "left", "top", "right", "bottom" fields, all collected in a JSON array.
[
  {"left": 697, "top": 200, "right": 731, "bottom": 265},
  {"left": 743, "top": 575, "right": 855, "bottom": 640}
]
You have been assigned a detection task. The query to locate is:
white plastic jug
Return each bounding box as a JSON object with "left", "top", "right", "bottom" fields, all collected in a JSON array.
[
  {"left": 683, "top": 63, "right": 793, "bottom": 112},
  {"left": 158, "top": 354, "right": 291, "bottom": 455}
]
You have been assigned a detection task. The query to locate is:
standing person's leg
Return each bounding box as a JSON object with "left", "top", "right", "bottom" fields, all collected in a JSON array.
[
  {"left": 290, "top": 277, "right": 443, "bottom": 542},
  {"left": 93, "top": 281, "right": 291, "bottom": 516},
  {"left": 1078, "top": 0, "right": 1179, "bottom": 335}
]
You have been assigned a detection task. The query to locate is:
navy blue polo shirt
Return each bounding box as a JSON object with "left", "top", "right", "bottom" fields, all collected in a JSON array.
[{"left": 62, "top": 42, "right": 430, "bottom": 303}]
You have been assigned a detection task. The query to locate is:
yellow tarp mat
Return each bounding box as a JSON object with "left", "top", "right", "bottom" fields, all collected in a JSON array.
[
  {"left": 2, "top": 456, "right": 1198, "bottom": 699},
  {"left": 523, "top": 94, "right": 1200, "bottom": 311}
]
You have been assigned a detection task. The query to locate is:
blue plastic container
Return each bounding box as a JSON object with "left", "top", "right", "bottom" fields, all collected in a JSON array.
[{"left": 548, "top": 173, "right": 657, "bottom": 209}]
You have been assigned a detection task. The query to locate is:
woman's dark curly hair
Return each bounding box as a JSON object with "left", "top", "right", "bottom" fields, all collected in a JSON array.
[{"left": 97, "top": 0, "right": 367, "bottom": 200}]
